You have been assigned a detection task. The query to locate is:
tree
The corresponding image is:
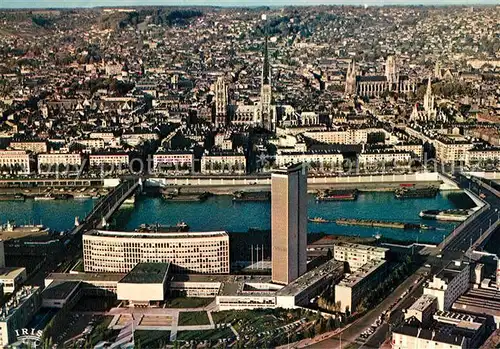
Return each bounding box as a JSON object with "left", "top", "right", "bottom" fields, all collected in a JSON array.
[
  {"left": 326, "top": 248, "right": 333, "bottom": 259},
  {"left": 326, "top": 316, "right": 335, "bottom": 330},
  {"left": 334, "top": 301, "right": 342, "bottom": 313}
]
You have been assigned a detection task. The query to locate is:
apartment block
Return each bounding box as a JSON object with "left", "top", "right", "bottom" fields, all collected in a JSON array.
[
  {"left": 333, "top": 243, "right": 388, "bottom": 271},
  {"left": 424, "top": 260, "right": 470, "bottom": 311}
]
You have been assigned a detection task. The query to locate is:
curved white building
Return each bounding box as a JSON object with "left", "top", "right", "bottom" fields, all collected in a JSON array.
[{"left": 83, "top": 230, "right": 229, "bottom": 274}]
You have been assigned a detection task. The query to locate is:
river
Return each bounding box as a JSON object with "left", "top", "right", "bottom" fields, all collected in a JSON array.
[
  {"left": 0, "top": 191, "right": 475, "bottom": 244},
  {"left": 113, "top": 191, "right": 475, "bottom": 244}
]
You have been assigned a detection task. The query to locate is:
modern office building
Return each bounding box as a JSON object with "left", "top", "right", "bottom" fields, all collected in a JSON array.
[
  {"left": 333, "top": 243, "right": 389, "bottom": 271},
  {"left": 424, "top": 260, "right": 470, "bottom": 311},
  {"left": 83, "top": 230, "right": 230, "bottom": 274},
  {"left": 271, "top": 163, "right": 307, "bottom": 285},
  {"left": 335, "top": 259, "right": 387, "bottom": 313},
  {"left": 0, "top": 286, "right": 42, "bottom": 347},
  {"left": 116, "top": 263, "right": 170, "bottom": 306},
  {"left": 46, "top": 260, "right": 345, "bottom": 312}
]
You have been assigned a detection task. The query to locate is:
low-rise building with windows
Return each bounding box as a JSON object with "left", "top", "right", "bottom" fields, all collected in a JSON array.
[
  {"left": 83, "top": 230, "right": 230, "bottom": 275},
  {"left": 335, "top": 259, "right": 387, "bottom": 313},
  {"left": 89, "top": 153, "right": 129, "bottom": 169},
  {"left": 303, "top": 128, "right": 389, "bottom": 145},
  {"left": 466, "top": 148, "right": 500, "bottom": 166},
  {"left": 392, "top": 311, "right": 488, "bottom": 349},
  {"left": 0, "top": 151, "right": 31, "bottom": 174},
  {"left": 37, "top": 153, "right": 82, "bottom": 173},
  {"left": 424, "top": 260, "right": 470, "bottom": 311},
  {"left": 0, "top": 267, "right": 27, "bottom": 293},
  {"left": 153, "top": 151, "right": 194, "bottom": 174},
  {"left": 72, "top": 138, "right": 105, "bottom": 151},
  {"left": 274, "top": 150, "right": 343, "bottom": 171},
  {"left": 333, "top": 243, "right": 388, "bottom": 271},
  {"left": 434, "top": 137, "right": 473, "bottom": 164},
  {"left": 9, "top": 141, "right": 47, "bottom": 154},
  {"left": 121, "top": 133, "right": 159, "bottom": 147},
  {"left": 405, "top": 294, "right": 438, "bottom": 326},
  {"left": 358, "top": 150, "right": 412, "bottom": 168},
  {"left": 200, "top": 150, "right": 246, "bottom": 174}
]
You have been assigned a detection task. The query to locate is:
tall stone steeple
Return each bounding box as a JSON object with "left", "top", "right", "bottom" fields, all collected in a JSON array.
[
  {"left": 262, "top": 35, "right": 271, "bottom": 86},
  {"left": 214, "top": 77, "right": 228, "bottom": 128},
  {"left": 260, "top": 35, "right": 273, "bottom": 130},
  {"left": 423, "top": 77, "right": 436, "bottom": 120},
  {"left": 345, "top": 59, "right": 357, "bottom": 95},
  {"left": 385, "top": 55, "right": 397, "bottom": 85}
]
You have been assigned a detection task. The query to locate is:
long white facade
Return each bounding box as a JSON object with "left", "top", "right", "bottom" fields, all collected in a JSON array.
[{"left": 83, "top": 230, "right": 230, "bottom": 274}]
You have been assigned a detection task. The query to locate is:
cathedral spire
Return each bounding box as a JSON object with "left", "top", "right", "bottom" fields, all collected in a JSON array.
[
  {"left": 262, "top": 35, "right": 271, "bottom": 86},
  {"left": 426, "top": 76, "right": 432, "bottom": 94}
]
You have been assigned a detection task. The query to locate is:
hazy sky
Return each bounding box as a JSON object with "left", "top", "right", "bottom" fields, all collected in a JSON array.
[{"left": 0, "top": 0, "right": 497, "bottom": 9}]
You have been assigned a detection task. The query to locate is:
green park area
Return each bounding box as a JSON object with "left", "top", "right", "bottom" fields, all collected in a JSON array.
[
  {"left": 134, "top": 330, "right": 171, "bottom": 349},
  {"left": 212, "top": 308, "right": 307, "bottom": 335},
  {"left": 178, "top": 311, "right": 210, "bottom": 326},
  {"left": 164, "top": 297, "right": 214, "bottom": 308}
]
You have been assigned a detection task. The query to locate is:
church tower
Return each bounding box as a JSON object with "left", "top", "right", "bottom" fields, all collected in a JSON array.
[
  {"left": 434, "top": 61, "right": 443, "bottom": 80},
  {"left": 260, "top": 35, "right": 273, "bottom": 130},
  {"left": 214, "top": 77, "right": 228, "bottom": 128},
  {"left": 423, "top": 77, "right": 436, "bottom": 120},
  {"left": 345, "top": 60, "right": 357, "bottom": 95},
  {"left": 385, "top": 55, "right": 397, "bottom": 85}
]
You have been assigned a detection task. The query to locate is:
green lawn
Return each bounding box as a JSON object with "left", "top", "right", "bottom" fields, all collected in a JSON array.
[
  {"left": 134, "top": 330, "right": 171, "bottom": 349},
  {"left": 176, "top": 328, "right": 234, "bottom": 341},
  {"left": 164, "top": 297, "right": 214, "bottom": 308},
  {"left": 178, "top": 311, "right": 210, "bottom": 326}
]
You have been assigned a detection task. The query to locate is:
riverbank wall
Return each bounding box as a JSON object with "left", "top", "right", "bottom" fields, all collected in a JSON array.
[{"left": 146, "top": 172, "right": 449, "bottom": 194}]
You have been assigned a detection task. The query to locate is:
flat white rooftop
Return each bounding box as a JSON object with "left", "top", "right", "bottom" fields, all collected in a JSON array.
[{"left": 85, "top": 230, "right": 228, "bottom": 239}]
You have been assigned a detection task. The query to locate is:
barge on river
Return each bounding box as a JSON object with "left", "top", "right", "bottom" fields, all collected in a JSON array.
[{"left": 419, "top": 209, "right": 471, "bottom": 222}]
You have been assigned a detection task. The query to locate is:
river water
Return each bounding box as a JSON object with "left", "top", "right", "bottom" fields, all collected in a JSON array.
[
  {"left": 114, "top": 191, "right": 475, "bottom": 243},
  {"left": 0, "top": 191, "right": 475, "bottom": 243}
]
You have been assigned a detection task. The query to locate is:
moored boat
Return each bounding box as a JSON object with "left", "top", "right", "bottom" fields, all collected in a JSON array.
[
  {"left": 34, "top": 194, "right": 55, "bottom": 201},
  {"left": 233, "top": 191, "right": 270, "bottom": 202},
  {"left": 316, "top": 189, "right": 358, "bottom": 201},
  {"left": 395, "top": 186, "right": 438, "bottom": 199},
  {"left": 73, "top": 194, "right": 91, "bottom": 200},
  {"left": 136, "top": 221, "right": 190, "bottom": 233},
  {"left": 308, "top": 217, "right": 329, "bottom": 223},
  {"left": 419, "top": 209, "right": 470, "bottom": 222}
]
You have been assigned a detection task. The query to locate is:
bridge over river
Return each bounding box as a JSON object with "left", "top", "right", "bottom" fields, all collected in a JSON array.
[{"left": 71, "top": 178, "right": 141, "bottom": 236}]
